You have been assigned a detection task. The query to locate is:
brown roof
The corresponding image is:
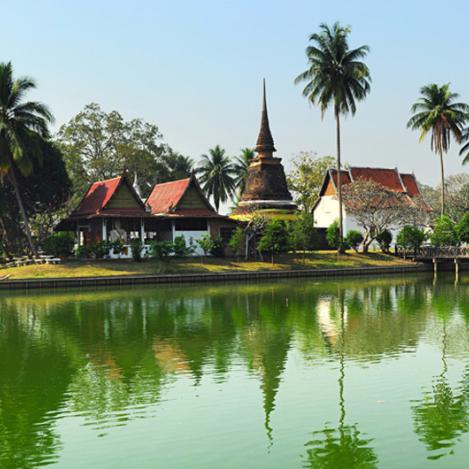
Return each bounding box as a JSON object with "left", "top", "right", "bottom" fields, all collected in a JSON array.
[
  {"left": 146, "top": 177, "right": 192, "bottom": 214},
  {"left": 349, "top": 167, "right": 405, "bottom": 192}
]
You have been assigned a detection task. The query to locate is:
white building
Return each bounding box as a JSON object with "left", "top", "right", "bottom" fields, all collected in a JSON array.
[{"left": 312, "top": 166, "right": 429, "bottom": 238}]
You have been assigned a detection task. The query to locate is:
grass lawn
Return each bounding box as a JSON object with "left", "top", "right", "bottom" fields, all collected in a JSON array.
[{"left": 0, "top": 251, "right": 413, "bottom": 280}]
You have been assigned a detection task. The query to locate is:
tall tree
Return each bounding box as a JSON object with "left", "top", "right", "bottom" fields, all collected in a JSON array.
[
  {"left": 56, "top": 103, "right": 192, "bottom": 197},
  {"left": 295, "top": 22, "right": 371, "bottom": 251},
  {"left": 0, "top": 62, "right": 53, "bottom": 255},
  {"left": 233, "top": 147, "right": 254, "bottom": 194},
  {"left": 197, "top": 145, "right": 235, "bottom": 211},
  {"left": 407, "top": 84, "right": 469, "bottom": 215}
]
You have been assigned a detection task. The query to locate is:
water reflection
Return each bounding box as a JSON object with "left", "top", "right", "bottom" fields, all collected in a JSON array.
[
  {"left": 0, "top": 275, "right": 469, "bottom": 467},
  {"left": 304, "top": 294, "right": 378, "bottom": 468}
]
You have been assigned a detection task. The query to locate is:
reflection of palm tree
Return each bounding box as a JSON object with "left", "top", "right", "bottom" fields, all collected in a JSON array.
[
  {"left": 411, "top": 315, "right": 469, "bottom": 460},
  {"left": 304, "top": 294, "right": 378, "bottom": 468}
]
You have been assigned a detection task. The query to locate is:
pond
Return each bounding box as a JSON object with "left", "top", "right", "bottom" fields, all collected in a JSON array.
[{"left": 1, "top": 273, "right": 469, "bottom": 468}]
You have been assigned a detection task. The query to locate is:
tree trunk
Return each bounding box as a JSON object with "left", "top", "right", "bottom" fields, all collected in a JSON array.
[
  {"left": 7, "top": 168, "right": 37, "bottom": 257},
  {"left": 335, "top": 110, "right": 344, "bottom": 253},
  {"left": 439, "top": 150, "right": 445, "bottom": 216},
  {"left": 0, "top": 217, "right": 13, "bottom": 258}
]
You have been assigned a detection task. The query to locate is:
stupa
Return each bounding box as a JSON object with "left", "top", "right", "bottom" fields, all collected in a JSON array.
[{"left": 232, "top": 80, "right": 297, "bottom": 219}]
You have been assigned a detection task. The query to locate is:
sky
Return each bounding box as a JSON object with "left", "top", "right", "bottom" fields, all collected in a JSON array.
[{"left": 2, "top": 0, "right": 469, "bottom": 187}]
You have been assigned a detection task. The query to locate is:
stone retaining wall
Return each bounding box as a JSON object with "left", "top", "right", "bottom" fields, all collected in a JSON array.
[{"left": 0, "top": 263, "right": 432, "bottom": 291}]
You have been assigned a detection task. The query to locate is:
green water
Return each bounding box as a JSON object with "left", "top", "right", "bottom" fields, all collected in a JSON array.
[{"left": 1, "top": 274, "right": 469, "bottom": 468}]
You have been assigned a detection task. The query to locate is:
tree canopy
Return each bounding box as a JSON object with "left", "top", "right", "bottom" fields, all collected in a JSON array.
[{"left": 56, "top": 103, "right": 193, "bottom": 198}]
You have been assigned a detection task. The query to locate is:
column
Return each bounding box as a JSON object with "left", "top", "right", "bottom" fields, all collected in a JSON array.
[
  {"left": 140, "top": 218, "right": 145, "bottom": 245},
  {"left": 102, "top": 219, "right": 107, "bottom": 241}
]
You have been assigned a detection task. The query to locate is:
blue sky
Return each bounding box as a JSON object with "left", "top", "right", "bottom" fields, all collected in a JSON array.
[{"left": 3, "top": 0, "right": 469, "bottom": 186}]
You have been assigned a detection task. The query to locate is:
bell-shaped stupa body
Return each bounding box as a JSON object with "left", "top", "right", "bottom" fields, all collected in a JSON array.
[{"left": 233, "top": 80, "right": 297, "bottom": 216}]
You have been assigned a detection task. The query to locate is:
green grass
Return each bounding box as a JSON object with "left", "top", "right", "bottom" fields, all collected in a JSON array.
[{"left": 0, "top": 252, "right": 413, "bottom": 280}]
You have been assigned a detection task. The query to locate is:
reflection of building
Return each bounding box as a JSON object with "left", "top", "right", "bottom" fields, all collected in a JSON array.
[
  {"left": 232, "top": 81, "right": 297, "bottom": 220},
  {"left": 56, "top": 172, "right": 237, "bottom": 257}
]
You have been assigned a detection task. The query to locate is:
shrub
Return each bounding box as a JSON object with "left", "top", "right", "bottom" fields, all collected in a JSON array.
[
  {"left": 110, "top": 239, "right": 125, "bottom": 257},
  {"left": 197, "top": 234, "right": 214, "bottom": 260},
  {"left": 43, "top": 232, "right": 75, "bottom": 258},
  {"left": 149, "top": 240, "right": 173, "bottom": 260},
  {"left": 326, "top": 220, "right": 340, "bottom": 249},
  {"left": 397, "top": 226, "right": 426, "bottom": 251},
  {"left": 376, "top": 229, "right": 393, "bottom": 253},
  {"left": 257, "top": 219, "right": 288, "bottom": 263},
  {"left": 228, "top": 227, "right": 245, "bottom": 260},
  {"left": 75, "top": 245, "right": 89, "bottom": 259},
  {"left": 345, "top": 230, "right": 363, "bottom": 253},
  {"left": 173, "top": 235, "right": 189, "bottom": 257},
  {"left": 89, "top": 241, "right": 111, "bottom": 259},
  {"left": 431, "top": 215, "right": 457, "bottom": 247},
  {"left": 130, "top": 239, "right": 143, "bottom": 261},
  {"left": 209, "top": 237, "right": 225, "bottom": 257},
  {"left": 456, "top": 213, "right": 469, "bottom": 244},
  {"left": 290, "top": 213, "right": 317, "bottom": 253}
]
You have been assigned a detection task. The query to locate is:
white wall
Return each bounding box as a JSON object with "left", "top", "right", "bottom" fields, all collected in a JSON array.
[
  {"left": 313, "top": 196, "right": 342, "bottom": 228},
  {"left": 174, "top": 230, "right": 209, "bottom": 256}
]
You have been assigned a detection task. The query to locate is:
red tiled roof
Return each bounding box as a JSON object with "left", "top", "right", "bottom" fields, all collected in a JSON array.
[
  {"left": 146, "top": 178, "right": 191, "bottom": 214},
  {"left": 400, "top": 173, "right": 420, "bottom": 197},
  {"left": 72, "top": 175, "right": 147, "bottom": 216},
  {"left": 350, "top": 167, "right": 405, "bottom": 192},
  {"left": 329, "top": 169, "right": 351, "bottom": 187},
  {"left": 74, "top": 176, "right": 122, "bottom": 215}
]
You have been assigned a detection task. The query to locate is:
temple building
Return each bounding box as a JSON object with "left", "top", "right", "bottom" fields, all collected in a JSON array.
[
  {"left": 231, "top": 81, "right": 297, "bottom": 220},
  {"left": 56, "top": 172, "right": 237, "bottom": 257}
]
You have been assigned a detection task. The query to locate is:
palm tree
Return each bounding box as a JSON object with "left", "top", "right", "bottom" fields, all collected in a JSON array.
[
  {"left": 407, "top": 84, "right": 469, "bottom": 215},
  {"left": 197, "top": 145, "right": 236, "bottom": 212},
  {"left": 233, "top": 147, "right": 254, "bottom": 194},
  {"left": 295, "top": 22, "right": 371, "bottom": 251},
  {"left": 460, "top": 128, "right": 469, "bottom": 164},
  {"left": 0, "top": 62, "right": 53, "bottom": 256}
]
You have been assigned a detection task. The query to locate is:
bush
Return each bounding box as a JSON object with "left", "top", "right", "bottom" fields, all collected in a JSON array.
[
  {"left": 345, "top": 230, "right": 363, "bottom": 252},
  {"left": 258, "top": 220, "right": 288, "bottom": 263},
  {"left": 431, "top": 215, "right": 457, "bottom": 247},
  {"left": 397, "top": 226, "right": 426, "bottom": 251},
  {"left": 290, "top": 213, "right": 318, "bottom": 253},
  {"left": 75, "top": 245, "right": 89, "bottom": 259},
  {"left": 210, "top": 237, "right": 225, "bottom": 257},
  {"left": 228, "top": 227, "right": 245, "bottom": 259},
  {"left": 130, "top": 239, "right": 143, "bottom": 261},
  {"left": 326, "top": 220, "right": 340, "bottom": 249},
  {"left": 456, "top": 213, "right": 469, "bottom": 244},
  {"left": 43, "top": 232, "right": 75, "bottom": 258},
  {"left": 197, "top": 234, "right": 214, "bottom": 259},
  {"left": 149, "top": 240, "right": 173, "bottom": 260},
  {"left": 173, "top": 235, "right": 189, "bottom": 257},
  {"left": 376, "top": 229, "right": 393, "bottom": 253},
  {"left": 110, "top": 239, "right": 125, "bottom": 257},
  {"left": 89, "top": 241, "right": 111, "bottom": 259}
]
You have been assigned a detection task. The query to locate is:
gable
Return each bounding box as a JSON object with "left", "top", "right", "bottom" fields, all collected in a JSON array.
[
  {"left": 105, "top": 181, "right": 141, "bottom": 210},
  {"left": 178, "top": 185, "right": 211, "bottom": 210},
  {"left": 324, "top": 178, "right": 336, "bottom": 196}
]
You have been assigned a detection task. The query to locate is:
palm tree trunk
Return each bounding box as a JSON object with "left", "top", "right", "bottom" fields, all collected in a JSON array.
[
  {"left": 335, "top": 110, "right": 344, "bottom": 253},
  {"left": 439, "top": 150, "right": 445, "bottom": 216},
  {"left": 7, "top": 167, "right": 37, "bottom": 257}
]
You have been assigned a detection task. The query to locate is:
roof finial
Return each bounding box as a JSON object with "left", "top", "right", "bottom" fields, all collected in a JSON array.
[{"left": 255, "top": 78, "right": 276, "bottom": 157}]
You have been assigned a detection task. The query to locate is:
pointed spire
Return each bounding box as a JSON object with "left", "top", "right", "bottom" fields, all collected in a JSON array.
[{"left": 255, "top": 79, "right": 276, "bottom": 156}]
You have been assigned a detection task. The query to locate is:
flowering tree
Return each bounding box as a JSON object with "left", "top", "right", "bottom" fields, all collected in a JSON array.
[{"left": 342, "top": 179, "right": 426, "bottom": 252}]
